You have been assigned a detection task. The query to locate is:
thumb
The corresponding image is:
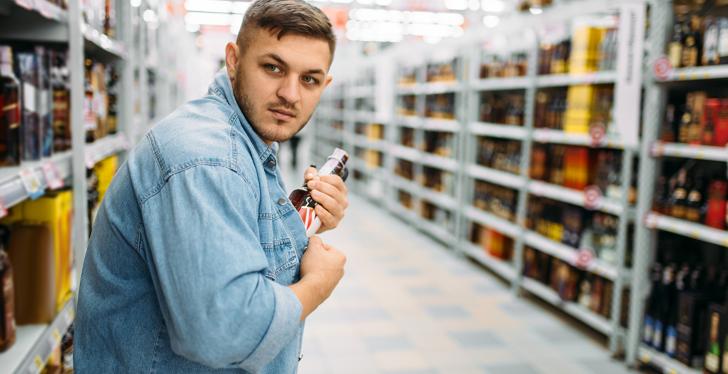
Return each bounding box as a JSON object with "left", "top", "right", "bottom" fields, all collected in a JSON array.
[
  {"left": 304, "top": 165, "right": 318, "bottom": 182},
  {"left": 308, "top": 235, "right": 322, "bottom": 247}
]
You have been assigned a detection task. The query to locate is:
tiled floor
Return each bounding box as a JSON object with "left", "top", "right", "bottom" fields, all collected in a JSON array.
[{"left": 294, "top": 194, "right": 638, "bottom": 374}]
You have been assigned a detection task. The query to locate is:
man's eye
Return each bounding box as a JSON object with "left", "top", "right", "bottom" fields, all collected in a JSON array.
[
  {"left": 302, "top": 76, "right": 319, "bottom": 85},
  {"left": 264, "top": 64, "right": 281, "bottom": 73}
]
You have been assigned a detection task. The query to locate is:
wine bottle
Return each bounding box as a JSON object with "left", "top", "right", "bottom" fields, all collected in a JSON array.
[{"left": 289, "top": 148, "right": 349, "bottom": 237}]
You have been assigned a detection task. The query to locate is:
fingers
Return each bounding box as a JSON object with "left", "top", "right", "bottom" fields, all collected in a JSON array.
[
  {"left": 308, "top": 235, "right": 323, "bottom": 247},
  {"left": 308, "top": 180, "right": 348, "bottom": 210},
  {"left": 304, "top": 165, "right": 318, "bottom": 183},
  {"left": 310, "top": 189, "right": 344, "bottom": 218},
  {"left": 315, "top": 204, "right": 338, "bottom": 231},
  {"left": 318, "top": 174, "right": 347, "bottom": 194}
]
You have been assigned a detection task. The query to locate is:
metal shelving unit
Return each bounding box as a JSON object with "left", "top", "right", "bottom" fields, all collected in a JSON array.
[{"left": 313, "top": 0, "right": 647, "bottom": 357}]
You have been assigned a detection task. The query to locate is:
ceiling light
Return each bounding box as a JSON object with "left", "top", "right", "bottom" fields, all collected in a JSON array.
[
  {"left": 529, "top": 7, "right": 543, "bottom": 14},
  {"left": 143, "top": 9, "right": 157, "bottom": 22},
  {"left": 482, "top": 15, "right": 499, "bottom": 28},
  {"left": 481, "top": 0, "right": 505, "bottom": 12}
]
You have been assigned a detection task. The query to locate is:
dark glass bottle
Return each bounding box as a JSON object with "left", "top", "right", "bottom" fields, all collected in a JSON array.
[
  {"left": 670, "top": 168, "right": 689, "bottom": 219},
  {"left": 0, "top": 248, "right": 14, "bottom": 352},
  {"left": 685, "top": 175, "right": 705, "bottom": 222},
  {"left": 290, "top": 148, "right": 349, "bottom": 237},
  {"left": 0, "top": 46, "right": 21, "bottom": 166},
  {"left": 669, "top": 14, "right": 686, "bottom": 68},
  {"left": 644, "top": 263, "right": 663, "bottom": 345}
]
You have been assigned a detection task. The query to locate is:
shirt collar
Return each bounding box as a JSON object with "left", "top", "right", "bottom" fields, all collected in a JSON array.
[{"left": 208, "top": 68, "right": 279, "bottom": 166}]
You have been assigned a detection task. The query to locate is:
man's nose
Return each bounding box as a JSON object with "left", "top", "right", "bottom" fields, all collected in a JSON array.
[{"left": 277, "top": 75, "right": 301, "bottom": 106}]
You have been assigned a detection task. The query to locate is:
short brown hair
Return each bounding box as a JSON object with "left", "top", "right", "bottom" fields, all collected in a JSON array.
[{"left": 237, "top": 0, "right": 336, "bottom": 61}]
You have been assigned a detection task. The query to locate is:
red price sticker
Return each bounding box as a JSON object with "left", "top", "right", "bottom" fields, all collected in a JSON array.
[
  {"left": 653, "top": 56, "right": 673, "bottom": 81},
  {"left": 584, "top": 185, "right": 603, "bottom": 210},
  {"left": 589, "top": 122, "right": 607, "bottom": 147},
  {"left": 42, "top": 162, "right": 64, "bottom": 190},
  {"left": 575, "top": 248, "right": 595, "bottom": 269},
  {"left": 650, "top": 141, "right": 665, "bottom": 157}
]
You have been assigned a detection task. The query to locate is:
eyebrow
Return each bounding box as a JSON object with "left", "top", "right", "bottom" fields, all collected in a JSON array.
[{"left": 262, "top": 53, "right": 326, "bottom": 76}]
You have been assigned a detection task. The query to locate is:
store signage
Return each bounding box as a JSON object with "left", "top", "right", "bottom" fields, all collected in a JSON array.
[{"left": 614, "top": 3, "right": 646, "bottom": 148}]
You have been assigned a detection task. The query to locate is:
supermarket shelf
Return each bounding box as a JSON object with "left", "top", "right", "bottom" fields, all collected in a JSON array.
[
  {"left": 463, "top": 205, "right": 521, "bottom": 238},
  {"left": 85, "top": 133, "right": 130, "bottom": 169},
  {"left": 351, "top": 110, "right": 378, "bottom": 123},
  {"left": 391, "top": 144, "right": 421, "bottom": 162},
  {"left": 651, "top": 142, "right": 728, "bottom": 162},
  {"left": 461, "top": 242, "right": 516, "bottom": 282},
  {"left": 471, "top": 77, "right": 530, "bottom": 91},
  {"left": 419, "top": 186, "right": 458, "bottom": 211},
  {"left": 647, "top": 212, "right": 728, "bottom": 248},
  {"left": 420, "top": 81, "right": 464, "bottom": 95},
  {"left": 391, "top": 174, "right": 421, "bottom": 195},
  {"left": 0, "top": 298, "right": 74, "bottom": 374},
  {"left": 9, "top": 0, "right": 66, "bottom": 21},
  {"left": 535, "top": 71, "right": 617, "bottom": 87},
  {"left": 0, "top": 151, "right": 72, "bottom": 211},
  {"left": 468, "top": 122, "right": 527, "bottom": 140},
  {"left": 528, "top": 180, "right": 624, "bottom": 215},
  {"left": 396, "top": 115, "right": 421, "bottom": 128},
  {"left": 419, "top": 216, "right": 458, "bottom": 245},
  {"left": 638, "top": 345, "right": 701, "bottom": 374},
  {"left": 420, "top": 153, "right": 458, "bottom": 172},
  {"left": 524, "top": 230, "right": 621, "bottom": 281},
  {"left": 82, "top": 23, "right": 127, "bottom": 60},
  {"left": 656, "top": 64, "right": 728, "bottom": 83},
  {"left": 521, "top": 278, "right": 612, "bottom": 335},
  {"left": 315, "top": 107, "right": 343, "bottom": 119},
  {"left": 421, "top": 118, "right": 460, "bottom": 132},
  {"left": 532, "top": 128, "right": 631, "bottom": 149},
  {"left": 347, "top": 85, "right": 376, "bottom": 98},
  {"left": 396, "top": 85, "right": 419, "bottom": 95},
  {"left": 389, "top": 201, "right": 419, "bottom": 225},
  {"left": 317, "top": 129, "right": 343, "bottom": 144},
  {"left": 466, "top": 164, "right": 525, "bottom": 190}
]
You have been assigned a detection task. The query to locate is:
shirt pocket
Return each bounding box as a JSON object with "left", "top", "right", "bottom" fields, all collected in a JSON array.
[{"left": 261, "top": 238, "right": 298, "bottom": 285}]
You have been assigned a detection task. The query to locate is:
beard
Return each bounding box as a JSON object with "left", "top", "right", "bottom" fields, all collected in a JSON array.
[{"left": 232, "top": 68, "right": 311, "bottom": 144}]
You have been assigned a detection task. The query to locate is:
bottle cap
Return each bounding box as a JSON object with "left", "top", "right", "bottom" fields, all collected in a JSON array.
[{"left": 331, "top": 148, "right": 349, "bottom": 163}]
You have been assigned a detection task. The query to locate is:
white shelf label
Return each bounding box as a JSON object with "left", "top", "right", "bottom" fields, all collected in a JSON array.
[
  {"left": 20, "top": 168, "right": 45, "bottom": 200},
  {"left": 42, "top": 162, "right": 64, "bottom": 190}
]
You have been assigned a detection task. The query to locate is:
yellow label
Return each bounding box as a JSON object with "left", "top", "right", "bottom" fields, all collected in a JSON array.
[
  {"left": 52, "top": 329, "right": 61, "bottom": 344},
  {"left": 34, "top": 355, "right": 44, "bottom": 369}
]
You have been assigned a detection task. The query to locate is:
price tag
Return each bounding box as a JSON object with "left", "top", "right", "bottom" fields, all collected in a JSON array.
[
  {"left": 33, "top": 355, "right": 44, "bottom": 370},
  {"left": 52, "top": 328, "right": 61, "bottom": 344},
  {"left": 574, "top": 248, "right": 595, "bottom": 270},
  {"left": 688, "top": 230, "right": 701, "bottom": 239},
  {"left": 19, "top": 168, "right": 45, "bottom": 200},
  {"left": 644, "top": 212, "right": 659, "bottom": 229},
  {"left": 42, "top": 162, "right": 64, "bottom": 190},
  {"left": 653, "top": 56, "right": 673, "bottom": 81},
  {"left": 589, "top": 122, "right": 607, "bottom": 147},
  {"left": 584, "top": 185, "right": 603, "bottom": 210}
]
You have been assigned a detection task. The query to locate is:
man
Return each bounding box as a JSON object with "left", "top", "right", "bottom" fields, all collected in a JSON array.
[{"left": 74, "top": 0, "right": 347, "bottom": 372}]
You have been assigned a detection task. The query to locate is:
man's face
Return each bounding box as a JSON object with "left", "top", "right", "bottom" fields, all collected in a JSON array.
[{"left": 228, "top": 28, "right": 332, "bottom": 144}]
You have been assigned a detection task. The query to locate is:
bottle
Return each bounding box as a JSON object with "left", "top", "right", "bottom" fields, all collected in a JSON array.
[
  {"left": 684, "top": 176, "right": 704, "bottom": 222},
  {"left": 0, "top": 248, "right": 14, "bottom": 352},
  {"left": 17, "top": 51, "right": 41, "bottom": 161},
  {"left": 681, "top": 15, "right": 702, "bottom": 68},
  {"left": 669, "top": 14, "right": 686, "bottom": 68},
  {"left": 704, "top": 16, "right": 721, "bottom": 66},
  {"left": 289, "top": 148, "right": 349, "bottom": 237},
  {"left": 670, "top": 168, "right": 689, "bottom": 219},
  {"left": 0, "top": 46, "right": 21, "bottom": 166},
  {"left": 719, "top": 17, "right": 728, "bottom": 65},
  {"left": 704, "top": 305, "right": 724, "bottom": 374},
  {"left": 653, "top": 264, "right": 676, "bottom": 351},
  {"left": 643, "top": 263, "right": 663, "bottom": 345},
  {"left": 83, "top": 59, "right": 96, "bottom": 142},
  {"left": 51, "top": 50, "right": 71, "bottom": 152}
]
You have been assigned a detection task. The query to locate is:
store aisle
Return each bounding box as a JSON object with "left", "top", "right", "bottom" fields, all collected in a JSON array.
[{"left": 296, "top": 195, "right": 637, "bottom": 374}]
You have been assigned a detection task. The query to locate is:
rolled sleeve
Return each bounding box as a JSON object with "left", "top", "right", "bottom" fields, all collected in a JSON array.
[{"left": 238, "top": 282, "right": 302, "bottom": 371}]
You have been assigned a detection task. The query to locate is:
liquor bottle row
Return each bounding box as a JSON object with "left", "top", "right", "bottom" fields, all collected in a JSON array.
[
  {"left": 653, "top": 159, "right": 728, "bottom": 229},
  {"left": 476, "top": 137, "right": 522, "bottom": 175},
  {"left": 419, "top": 166, "right": 455, "bottom": 196},
  {"left": 470, "top": 223, "right": 514, "bottom": 261},
  {"left": 84, "top": 57, "right": 119, "bottom": 143},
  {"left": 642, "top": 238, "right": 728, "bottom": 372},
  {"left": 355, "top": 97, "right": 375, "bottom": 112},
  {"left": 538, "top": 24, "right": 618, "bottom": 75},
  {"left": 426, "top": 59, "right": 459, "bottom": 83},
  {"left": 479, "top": 52, "right": 528, "bottom": 79},
  {"left": 479, "top": 91, "right": 525, "bottom": 126},
  {"left": 530, "top": 144, "right": 624, "bottom": 196},
  {"left": 424, "top": 93, "right": 455, "bottom": 120},
  {"left": 534, "top": 85, "right": 614, "bottom": 134},
  {"left": 0, "top": 190, "right": 74, "bottom": 352},
  {"left": 660, "top": 91, "right": 728, "bottom": 147},
  {"left": 526, "top": 197, "right": 625, "bottom": 266},
  {"left": 354, "top": 122, "right": 384, "bottom": 139},
  {"left": 84, "top": 0, "right": 117, "bottom": 38},
  {"left": 398, "top": 66, "right": 418, "bottom": 86},
  {"left": 523, "top": 246, "right": 627, "bottom": 322},
  {"left": 399, "top": 127, "right": 415, "bottom": 148},
  {"left": 421, "top": 200, "right": 455, "bottom": 232},
  {"left": 473, "top": 180, "right": 518, "bottom": 222},
  {"left": 397, "top": 95, "right": 416, "bottom": 116},
  {"left": 423, "top": 131, "right": 453, "bottom": 157},
  {"left": 0, "top": 45, "right": 70, "bottom": 166},
  {"left": 669, "top": 1, "right": 728, "bottom": 69},
  {"left": 395, "top": 159, "right": 415, "bottom": 180}
]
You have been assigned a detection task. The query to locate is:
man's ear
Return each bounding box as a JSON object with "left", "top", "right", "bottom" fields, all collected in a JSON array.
[
  {"left": 324, "top": 75, "right": 333, "bottom": 88},
  {"left": 225, "top": 42, "right": 240, "bottom": 80}
]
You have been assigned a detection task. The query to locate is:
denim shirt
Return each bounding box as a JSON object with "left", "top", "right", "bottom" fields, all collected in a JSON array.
[{"left": 75, "top": 69, "right": 308, "bottom": 373}]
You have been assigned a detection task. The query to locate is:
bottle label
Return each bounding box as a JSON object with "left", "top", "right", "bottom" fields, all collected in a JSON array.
[
  {"left": 706, "top": 353, "right": 719, "bottom": 372},
  {"left": 643, "top": 316, "right": 654, "bottom": 343},
  {"left": 23, "top": 83, "right": 36, "bottom": 112},
  {"left": 666, "top": 326, "right": 677, "bottom": 356},
  {"left": 652, "top": 320, "right": 663, "bottom": 348}
]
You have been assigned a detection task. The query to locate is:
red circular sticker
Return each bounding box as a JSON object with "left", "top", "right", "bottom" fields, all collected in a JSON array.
[
  {"left": 650, "top": 141, "right": 664, "bottom": 157},
  {"left": 575, "top": 248, "right": 595, "bottom": 269},
  {"left": 589, "top": 122, "right": 607, "bottom": 147},
  {"left": 653, "top": 56, "right": 673, "bottom": 81},
  {"left": 644, "top": 212, "right": 659, "bottom": 229},
  {"left": 584, "top": 185, "right": 603, "bottom": 210}
]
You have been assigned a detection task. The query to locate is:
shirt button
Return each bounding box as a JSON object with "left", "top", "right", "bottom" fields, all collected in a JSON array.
[
  {"left": 298, "top": 353, "right": 303, "bottom": 362},
  {"left": 267, "top": 159, "right": 276, "bottom": 168},
  {"left": 277, "top": 197, "right": 287, "bottom": 206}
]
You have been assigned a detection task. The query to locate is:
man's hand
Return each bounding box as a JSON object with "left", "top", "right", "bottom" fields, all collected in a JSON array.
[
  {"left": 304, "top": 166, "right": 348, "bottom": 233},
  {"left": 289, "top": 236, "right": 346, "bottom": 320}
]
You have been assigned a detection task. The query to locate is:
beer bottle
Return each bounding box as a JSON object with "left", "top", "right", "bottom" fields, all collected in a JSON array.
[{"left": 289, "top": 148, "right": 349, "bottom": 237}]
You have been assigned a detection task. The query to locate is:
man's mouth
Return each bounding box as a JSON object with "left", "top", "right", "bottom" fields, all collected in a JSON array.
[{"left": 269, "top": 108, "right": 296, "bottom": 121}]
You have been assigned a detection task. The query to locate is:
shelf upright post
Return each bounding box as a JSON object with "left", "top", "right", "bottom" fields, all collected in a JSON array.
[
  {"left": 139, "top": 9, "right": 149, "bottom": 144},
  {"left": 118, "top": 0, "right": 133, "bottom": 163},
  {"left": 68, "top": 0, "right": 89, "bottom": 285},
  {"left": 511, "top": 28, "right": 539, "bottom": 294},
  {"left": 626, "top": 0, "right": 672, "bottom": 366},
  {"left": 453, "top": 49, "right": 469, "bottom": 252},
  {"left": 608, "top": 1, "right": 647, "bottom": 354}
]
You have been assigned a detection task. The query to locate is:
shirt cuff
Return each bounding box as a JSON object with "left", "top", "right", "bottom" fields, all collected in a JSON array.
[{"left": 238, "top": 281, "right": 302, "bottom": 371}]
